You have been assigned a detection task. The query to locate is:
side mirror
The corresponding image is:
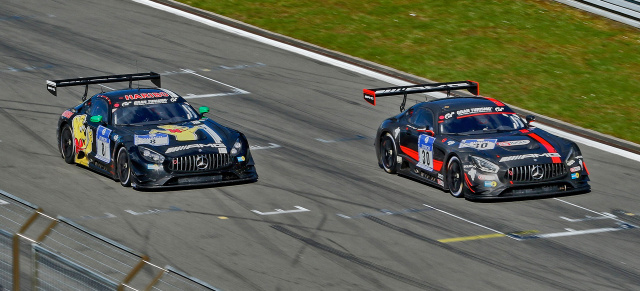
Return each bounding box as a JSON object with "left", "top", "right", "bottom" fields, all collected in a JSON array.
[
  {"left": 525, "top": 115, "right": 536, "bottom": 126},
  {"left": 90, "top": 115, "right": 103, "bottom": 123},
  {"left": 199, "top": 106, "right": 210, "bottom": 118}
]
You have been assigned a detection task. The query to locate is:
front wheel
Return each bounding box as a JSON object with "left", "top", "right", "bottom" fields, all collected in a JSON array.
[
  {"left": 380, "top": 133, "right": 397, "bottom": 174},
  {"left": 447, "top": 156, "right": 465, "bottom": 198},
  {"left": 117, "top": 147, "right": 132, "bottom": 187}
]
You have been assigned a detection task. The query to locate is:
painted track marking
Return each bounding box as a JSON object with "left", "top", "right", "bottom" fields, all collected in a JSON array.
[{"left": 251, "top": 206, "right": 310, "bottom": 215}]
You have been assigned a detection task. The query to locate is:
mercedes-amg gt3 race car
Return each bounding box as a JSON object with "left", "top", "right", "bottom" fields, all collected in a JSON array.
[
  {"left": 364, "top": 81, "right": 590, "bottom": 200},
  {"left": 48, "top": 72, "right": 257, "bottom": 189}
]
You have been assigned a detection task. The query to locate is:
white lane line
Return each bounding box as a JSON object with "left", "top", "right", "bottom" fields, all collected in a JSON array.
[
  {"left": 554, "top": 198, "right": 639, "bottom": 227},
  {"left": 422, "top": 203, "right": 519, "bottom": 240},
  {"left": 251, "top": 206, "right": 310, "bottom": 215},
  {"left": 133, "top": 0, "right": 640, "bottom": 163},
  {"left": 250, "top": 143, "right": 281, "bottom": 150},
  {"left": 535, "top": 225, "right": 633, "bottom": 238},
  {"left": 180, "top": 69, "right": 250, "bottom": 99}
]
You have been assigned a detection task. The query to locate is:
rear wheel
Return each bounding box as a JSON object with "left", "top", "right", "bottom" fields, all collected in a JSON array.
[
  {"left": 117, "top": 147, "right": 131, "bottom": 187},
  {"left": 380, "top": 133, "right": 397, "bottom": 174},
  {"left": 59, "top": 125, "right": 75, "bottom": 164},
  {"left": 447, "top": 156, "right": 465, "bottom": 198}
]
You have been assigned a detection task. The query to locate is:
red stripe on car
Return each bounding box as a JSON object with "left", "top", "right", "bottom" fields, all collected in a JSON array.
[
  {"left": 527, "top": 133, "right": 562, "bottom": 163},
  {"left": 484, "top": 97, "right": 504, "bottom": 106},
  {"left": 400, "top": 145, "right": 419, "bottom": 161},
  {"left": 464, "top": 173, "right": 475, "bottom": 193}
]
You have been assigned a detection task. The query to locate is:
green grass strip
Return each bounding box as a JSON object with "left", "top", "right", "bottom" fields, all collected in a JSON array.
[{"left": 177, "top": 0, "right": 640, "bottom": 144}]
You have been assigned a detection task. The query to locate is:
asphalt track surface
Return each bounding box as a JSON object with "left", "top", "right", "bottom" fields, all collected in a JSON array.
[{"left": 1, "top": 1, "right": 640, "bottom": 290}]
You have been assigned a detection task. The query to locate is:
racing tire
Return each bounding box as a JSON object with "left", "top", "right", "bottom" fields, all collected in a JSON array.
[
  {"left": 117, "top": 147, "right": 132, "bottom": 187},
  {"left": 59, "top": 125, "right": 75, "bottom": 164},
  {"left": 446, "top": 156, "right": 465, "bottom": 198},
  {"left": 380, "top": 133, "right": 397, "bottom": 174}
]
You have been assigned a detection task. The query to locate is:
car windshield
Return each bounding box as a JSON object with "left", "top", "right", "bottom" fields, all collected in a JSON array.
[
  {"left": 112, "top": 102, "right": 200, "bottom": 125},
  {"left": 441, "top": 112, "right": 526, "bottom": 135}
]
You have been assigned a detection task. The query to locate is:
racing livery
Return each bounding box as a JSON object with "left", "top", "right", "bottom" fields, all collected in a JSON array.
[
  {"left": 364, "top": 81, "right": 590, "bottom": 200},
  {"left": 49, "top": 72, "right": 257, "bottom": 189}
]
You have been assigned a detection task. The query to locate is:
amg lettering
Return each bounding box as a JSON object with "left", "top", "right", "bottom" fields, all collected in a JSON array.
[
  {"left": 499, "top": 153, "right": 561, "bottom": 162},
  {"left": 165, "top": 143, "right": 226, "bottom": 154}
]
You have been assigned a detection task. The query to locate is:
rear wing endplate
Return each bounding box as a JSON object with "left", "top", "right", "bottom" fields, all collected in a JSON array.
[
  {"left": 363, "top": 80, "right": 479, "bottom": 112},
  {"left": 46, "top": 72, "right": 161, "bottom": 100}
]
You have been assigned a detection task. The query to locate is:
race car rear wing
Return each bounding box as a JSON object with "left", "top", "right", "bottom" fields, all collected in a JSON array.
[
  {"left": 363, "top": 80, "right": 479, "bottom": 112},
  {"left": 46, "top": 72, "right": 161, "bottom": 100}
]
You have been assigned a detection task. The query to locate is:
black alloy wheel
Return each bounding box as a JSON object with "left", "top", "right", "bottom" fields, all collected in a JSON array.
[
  {"left": 117, "top": 147, "right": 131, "bottom": 187},
  {"left": 60, "top": 125, "right": 75, "bottom": 164},
  {"left": 447, "top": 156, "right": 465, "bottom": 198},
  {"left": 380, "top": 133, "right": 398, "bottom": 174}
]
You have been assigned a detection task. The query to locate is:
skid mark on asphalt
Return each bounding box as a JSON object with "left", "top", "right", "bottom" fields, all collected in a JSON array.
[{"left": 271, "top": 224, "right": 442, "bottom": 290}]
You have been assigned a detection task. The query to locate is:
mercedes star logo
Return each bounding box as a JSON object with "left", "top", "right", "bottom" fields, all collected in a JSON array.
[
  {"left": 531, "top": 165, "right": 544, "bottom": 180},
  {"left": 196, "top": 155, "right": 209, "bottom": 170}
]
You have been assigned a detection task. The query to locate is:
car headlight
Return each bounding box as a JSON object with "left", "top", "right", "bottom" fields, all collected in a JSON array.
[
  {"left": 230, "top": 138, "right": 243, "bottom": 156},
  {"left": 565, "top": 147, "right": 578, "bottom": 166},
  {"left": 470, "top": 156, "right": 499, "bottom": 173},
  {"left": 138, "top": 146, "right": 165, "bottom": 163}
]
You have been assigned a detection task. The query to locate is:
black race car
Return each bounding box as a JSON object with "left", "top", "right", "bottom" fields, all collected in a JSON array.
[
  {"left": 48, "top": 72, "right": 257, "bottom": 189},
  {"left": 363, "top": 81, "right": 590, "bottom": 200}
]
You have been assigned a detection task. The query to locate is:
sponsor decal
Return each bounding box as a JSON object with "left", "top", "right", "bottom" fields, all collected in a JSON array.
[
  {"left": 165, "top": 143, "right": 227, "bottom": 154},
  {"left": 456, "top": 107, "right": 493, "bottom": 116},
  {"left": 477, "top": 174, "right": 498, "bottom": 180},
  {"left": 124, "top": 91, "right": 170, "bottom": 100},
  {"left": 417, "top": 134, "right": 436, "bottom": 171},
  {"left": 95, "top": 126, "right": 112, "bottom": 163},
  {"left": 132, "top": 98, "right": 169, "bottom": 106},
  {"left": 571, "top": 173, "right": 580, "bottom": 179},
  {"left": 72, "top": 115, "right": 93, "bottom": 166},
  {"left": 363, "top": 93, "right": 375, "bottom": 105},
  {"left": 147, "top": 164, "right": 162, "bottom": 170},
  {"left": 566, "top": 159, "right": 576, "bottom": 166},
  {"left": 446, "top": 140, "right": 456, "bottom": 146},
  {"left": 148, "top": 124, "right": 223, "bottom": 143},
  {"left": 134, "top": 133, "right": 169, "bottom": 146},
  {"left": 150, "top": 125, "right": 200, "bottom": 141},
  {"left": 61, "top": 110, "right": 73, "bottom": 118},
  {"left": 437, "top": 179, "right": 444, "bottom": 187},
  {"left": 46, "top": 80, "right": 56, "bottom": 93},
  {"left": 460, "top": 139, "right": 497, "bottom": 150},
  {"left": 497, "top": 140, "right": 530, "bottom": 147},
  {"left": 570, "top": 166, "right": 581, "bottom": 173},
  {"left": 237, "top": 156, "right": 246, "bottom": 162},
  {"left": 484, "top": 181, "right": 498, "bottom": 187},
  {"left": 499, "top": 153, "right": 561, "bottom": 162}
]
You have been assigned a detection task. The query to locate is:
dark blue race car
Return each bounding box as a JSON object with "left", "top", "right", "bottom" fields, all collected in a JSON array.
[
  {"left": 364, "top": 81, "right": 590, "bottom": 200},
  {"left": 49, "top": 72, "right": 257, "bottom": 189}
]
